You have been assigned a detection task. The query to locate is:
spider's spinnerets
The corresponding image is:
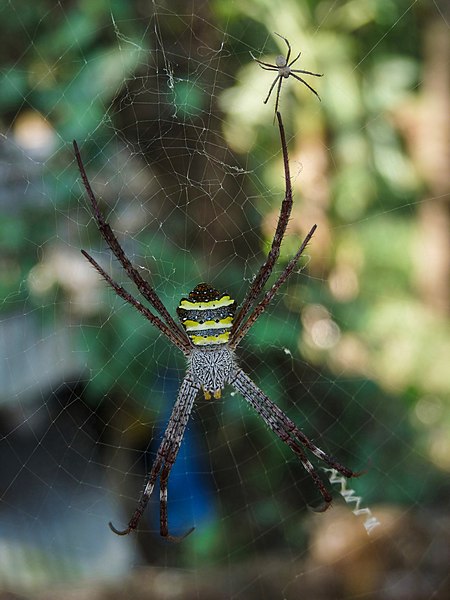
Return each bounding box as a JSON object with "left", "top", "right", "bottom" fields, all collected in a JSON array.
[{"left": 177, "top": 283, "right": 236, "bottom": 347}]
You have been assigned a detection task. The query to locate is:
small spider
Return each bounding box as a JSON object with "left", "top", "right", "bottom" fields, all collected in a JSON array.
[
  {"left": 252, "top": 32, "right": 323, "bottom": 114},
  {"left": 73, "top": 112, "right": 361, "bottom": 542}
]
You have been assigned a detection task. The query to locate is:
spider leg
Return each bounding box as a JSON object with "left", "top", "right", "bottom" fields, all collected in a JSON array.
[
  {"left": 288, "top": 51, "right": 301, "bottom": 68},
  {"left": 291, "top": 68, "right": 323, "bottom": 77},
  {"left": 272, "top": 77, "right": 283, "bottom": 118},
  {"left": 73, "top": 141, "right": 190, "bottom": 351},
  {"left": 109, "top": 374, "right": 200, "bottom": 538},
  {"left": 257, "top": 65, "right": 280, "bottom": 72},
  {"left": 274, "top": 32, "right": 291, "bottom": 63},
  {"left": 81, "top": 250, "right": 189, "bottom": 354},
  {"left": 230, "top": 111, "right": 293, "bottom": 342},
  {"left": 250, "top": 55, "right": 278, "bottom": 70},
  {"left": 230, "top": 224, "right": 317, "bottom": 347},
  {"left": 263, "top": 74, "right": 281, "bottom": 105},
  {"left": 160, "top": 452, "right": 196, "bottom": 542},
  {"left": 290, "top": 73, "right": 321, "bottom": 101},
  {"left": 232, "top": 367, "right": 361, "bottom": 507}
]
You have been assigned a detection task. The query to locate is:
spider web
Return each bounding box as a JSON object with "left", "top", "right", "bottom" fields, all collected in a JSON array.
[{"left": 1, "top": 0, "right": 449, "bottom": 598}]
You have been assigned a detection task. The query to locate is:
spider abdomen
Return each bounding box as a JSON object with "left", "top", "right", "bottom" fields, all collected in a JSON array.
[
  {"left": 189, "top": 346, "right": 235, "bottom": 400},
  {"left": 177, "top": 283, "right": 236, "bottom": 346}
]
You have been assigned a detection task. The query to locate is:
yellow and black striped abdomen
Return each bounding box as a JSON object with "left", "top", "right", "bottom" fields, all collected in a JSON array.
[{"left": 177, "top": 283, "right": 236, "bottom": 346}]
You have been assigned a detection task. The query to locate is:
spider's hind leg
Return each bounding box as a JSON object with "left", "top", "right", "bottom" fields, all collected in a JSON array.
[
  {"left": 108, "top": 375, "right": 200, "bottom": 538},
  {"left": 232, "top": 367, "right": 361, "bottom": 508},
  {"left": 160, "top": 463, "right": 195, "bottom": 542}
]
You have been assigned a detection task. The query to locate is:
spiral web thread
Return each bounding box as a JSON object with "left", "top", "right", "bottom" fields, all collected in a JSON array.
[{"left": 323, "top": 468, "right": 381, "bottom": 535}]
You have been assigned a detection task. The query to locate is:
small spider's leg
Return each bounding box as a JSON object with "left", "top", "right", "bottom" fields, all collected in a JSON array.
[
  {"left": 81, "top": 250, "right": 190, "bottom": 354},
  {"left": 251, "top": 56, "right": 279, "bottom": 70},
  {"left": 288, "top": 51, "right": 301, "bottom": 68},
  {"left": 257, "top": 65, "right": 280, "bottom": 72},
  {"left": 263, "top": 74, "right": 281, "bottom": 105},
  {"left": 274, "top": 32, "right": 291, "bottom": 63},
  {"left": 230, "top": 224, "right": 317, "bottom": 348},
  {"left": 73, "top": 141, "right": 191, "bottom": 352},
  {"left": 290, "top": 73, "right": 321, "bottom": 101},
  {"left": 109, "top": 374, "right": 200, "bottom": 537},
  {"left": 291, "top": 68, "right": 323, "bottom": 77},
  {"left": 272, "top": 77, "right": 283, "bottom": 119},
  {"left": 230, "top": 111, "right": 293, "bottom": 343}
]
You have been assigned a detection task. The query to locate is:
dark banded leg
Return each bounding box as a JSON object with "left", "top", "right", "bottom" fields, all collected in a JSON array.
[
  {"left": 73, "top": 140, "right": 191, "bottom": 352},
  {"left": 230, "top": 224, "right": 317, "bottom": 349},
  {"left": 109, "top": 374, "right": 200, "bottom": 539},
  {"left": 81, "top": 250, "right": 190, "bottom": 354},
  {"left": 231, "top": 111, "right": 293, "bottom": 339},
  {"left": 231, "top": 367, "right": 361, "bottom": 507}
]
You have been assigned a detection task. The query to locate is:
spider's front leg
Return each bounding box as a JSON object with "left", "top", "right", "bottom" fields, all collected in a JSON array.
[
  {"left": 109, "top": 374, "right": 200, "bottom": 540},
  {"left": 274, "top": 31, "right": 292, "bottom": 63}
]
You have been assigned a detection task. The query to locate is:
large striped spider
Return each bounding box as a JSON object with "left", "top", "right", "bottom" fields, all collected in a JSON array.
[
  {"left": 252, "top": 32, "right": 323, "bottom": 114},
  {"left": 73, "top": 112, "right": 360, "bottom": 542}
]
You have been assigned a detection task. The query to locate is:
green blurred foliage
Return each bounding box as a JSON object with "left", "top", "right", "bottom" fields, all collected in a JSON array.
[{"left": 1, "top": 0, "right": 449, "bottom": 561}]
